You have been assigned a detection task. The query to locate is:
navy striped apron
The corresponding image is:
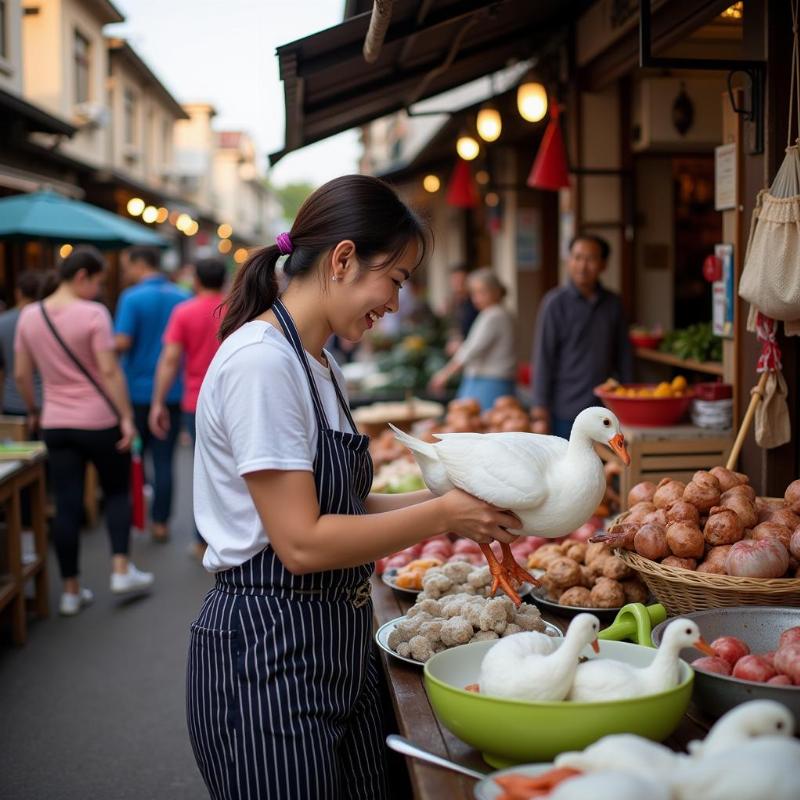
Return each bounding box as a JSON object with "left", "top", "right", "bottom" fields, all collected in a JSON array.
[{"left": 187, "top": 300, "right": 387, "bottom": 800}]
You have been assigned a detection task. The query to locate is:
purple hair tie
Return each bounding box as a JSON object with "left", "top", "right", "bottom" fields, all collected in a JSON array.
[{"left": 276, "top": 232, "right": 293, "bottom": 255}]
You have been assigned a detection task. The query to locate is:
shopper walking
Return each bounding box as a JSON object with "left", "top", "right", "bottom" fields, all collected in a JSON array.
[
  {"left": 531, "top": 233, "right": 633, "bottom": 438},
  {"left": 429, "top": 268, "right": 516, "bottom": 410},
  {"left": 149, "top": 257, "right": 226, "bottom": 558},
  {"left": 186, "top": 175, "right": 521, "bottom": 800},
  {"left": 115, "top": 246, "right": 189, "bottom": 542},
  {"left": 14, "top": 246, "right": 154, "bottom": 616},
  {"left": 0, "top": 271, "right": 46, "bottom": 420}
]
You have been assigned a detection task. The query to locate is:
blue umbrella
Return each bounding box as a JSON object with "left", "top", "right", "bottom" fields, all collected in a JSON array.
[{"left": 0, "top": 190, "right": 168, "bottom": 248}]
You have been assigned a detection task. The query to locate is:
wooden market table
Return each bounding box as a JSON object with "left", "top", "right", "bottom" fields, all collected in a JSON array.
[
  {"left": 372, "top": 576, "right": 710, "bottom": 800},
  {"left": 0, "top": 446, "right": 49, "bottom": 644}
]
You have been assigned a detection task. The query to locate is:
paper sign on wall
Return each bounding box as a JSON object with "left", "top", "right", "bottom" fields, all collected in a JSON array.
[
  {"left": 712, "top": 243, "right": 734, "bottom": 338},
  {"left": 714, "top": 143, "right": 737, "bottom": 211}
]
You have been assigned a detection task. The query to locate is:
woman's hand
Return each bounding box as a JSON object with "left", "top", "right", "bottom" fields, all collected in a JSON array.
[
  {"left": 116, "top": 416, "right": 136, "bottom": 452},
  {"left": 438, "top": 488, "right": 522, "bottom": 544}
]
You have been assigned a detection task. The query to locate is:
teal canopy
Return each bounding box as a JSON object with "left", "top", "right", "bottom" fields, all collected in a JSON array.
[{"left": 0, "top": 190, "right": 168, "bottom": 248}]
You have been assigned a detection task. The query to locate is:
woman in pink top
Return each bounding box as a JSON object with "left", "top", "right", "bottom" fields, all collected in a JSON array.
[{"left": 14, "top": 246, "right": 154, "bottom": 616}]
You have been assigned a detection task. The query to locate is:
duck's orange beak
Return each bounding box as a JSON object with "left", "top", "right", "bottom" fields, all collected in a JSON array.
[
  {"left": 608, "top": 433, "right": 630, "bottom": 466},
  {"left": 694, "top": 637, "right": 716, "bottom": 657},
  {"left": 591, "top": 638, "right": 600, "bottom": 654}
]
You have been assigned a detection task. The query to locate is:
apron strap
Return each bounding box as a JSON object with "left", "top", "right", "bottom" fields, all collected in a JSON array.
[
  {"left": 272, "top": 299, "right": 360, "bottom": 435},
  {"left": 272, "top": 299, "right": 331, "bottom": 429},
  {"left": 326, "top": 360, "right": 359, "bottom": 434}
]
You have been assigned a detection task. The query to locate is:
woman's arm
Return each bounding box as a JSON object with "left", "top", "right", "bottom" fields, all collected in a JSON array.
[
  {"left": 365, "top": 488, "right": 435, "bottom": 513},
  {"left": 13, "top": 348, "right": 39, "bottom": 432},
  {"left": 149, "top": 342, "right": 182, "bottom": 438},
  {"left": 94, "top": 349, "right": 136, "bottom": 450},
  {"left": 244, "top": 470, "right": 520, "bottom": 574}
]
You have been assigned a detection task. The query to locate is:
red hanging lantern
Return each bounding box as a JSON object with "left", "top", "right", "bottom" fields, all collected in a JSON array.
[
  {"left": 446, "top": 159, "right": 479, "bottom": 208},
  {"left": 527, "top": 102, "right": 570, "bottom": 191}
]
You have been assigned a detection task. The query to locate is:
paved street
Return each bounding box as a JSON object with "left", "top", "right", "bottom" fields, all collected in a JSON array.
[{"left": 0, "top": 443, "right": 214, "bottom": 799}]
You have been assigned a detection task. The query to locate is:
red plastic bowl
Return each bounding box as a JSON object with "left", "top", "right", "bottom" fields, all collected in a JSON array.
[
  {"left": 594, "top": 384, "right": 694, "bottom": 427},
  {"left": 629, "top": 333, "right": 664, "bottom": 350}
]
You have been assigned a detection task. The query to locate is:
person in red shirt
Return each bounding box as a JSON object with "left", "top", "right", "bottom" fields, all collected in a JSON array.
[{"left": 149, "top": 257, "right": 226, "bottom": 557}]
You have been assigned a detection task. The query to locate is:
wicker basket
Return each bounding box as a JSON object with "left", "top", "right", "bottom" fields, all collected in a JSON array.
[{"left": 617, "top": 550, "right": 800, "bottom": 615}]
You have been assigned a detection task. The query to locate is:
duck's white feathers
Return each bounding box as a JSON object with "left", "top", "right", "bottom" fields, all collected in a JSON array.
[
  {"left": 432, "top": 431, "right": 562, "bottom": 509},
  {"left": 389, "top": 423, "right": 606, "bottom": 537}
]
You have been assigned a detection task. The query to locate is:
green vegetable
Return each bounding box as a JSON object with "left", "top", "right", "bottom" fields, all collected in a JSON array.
[{"left": 660, "top": 323, "right": 722, "bottom": 363}]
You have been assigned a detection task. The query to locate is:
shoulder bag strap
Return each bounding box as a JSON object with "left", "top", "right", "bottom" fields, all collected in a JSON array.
[{"left": 39, "top": 302, "right": 121, "bottom": 422}]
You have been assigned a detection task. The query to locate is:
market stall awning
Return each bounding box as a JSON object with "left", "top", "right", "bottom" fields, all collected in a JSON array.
[
  {"left": 270, "top": 0, "right": 586, "bottom": 165},
  {"left": 0, "top": 190, "right": 168, "bottom": 249},
  {"left": 0, "top": 88, "right": 77, "bottom": 137}
]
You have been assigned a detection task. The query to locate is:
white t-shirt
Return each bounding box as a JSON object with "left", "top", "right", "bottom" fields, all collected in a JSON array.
[{"left": 193, "top": 320, "right": 353, "bottom": 572}]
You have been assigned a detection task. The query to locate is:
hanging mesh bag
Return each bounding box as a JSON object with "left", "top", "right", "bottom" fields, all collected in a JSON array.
[{"left": 739, "top": 2, "right": 800, "bottom": 327}]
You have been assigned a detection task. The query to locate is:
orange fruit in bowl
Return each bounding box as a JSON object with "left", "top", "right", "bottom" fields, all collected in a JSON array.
[
  {"left": 654, "top": 382, "right": 674, "bottom": 398},
  {"left": 671, "top": 375, "right": 687, "bottom": 391}
]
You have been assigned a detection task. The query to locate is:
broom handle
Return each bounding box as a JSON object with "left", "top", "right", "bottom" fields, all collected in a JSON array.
[{"left": 726, "top": 371, "right": 770, "bottom": 470}]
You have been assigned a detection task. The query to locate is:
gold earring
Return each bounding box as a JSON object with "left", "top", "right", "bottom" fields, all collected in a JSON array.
[{"left": 332, "top": 275, "right": 337, "bottom": 282}]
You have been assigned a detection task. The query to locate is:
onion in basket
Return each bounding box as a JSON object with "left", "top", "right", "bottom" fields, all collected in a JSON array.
[
  {"left": 709, "top": 466, "right": 749, "bottom": 492},
  {"left": 751, "top": 521, "right": 793, "bottom": 550},
  {"left": 627, "top": 481, "right": 657, "bottom": 507},
  {"left": 653, "top": 478, "right": 685, "bottom": 509},
  {"left": 765, "top": 507, "right": 800, "bottom": 531},
  {"left": 684, "top": 477, "right": 721, "bottom": 512},
  {"left": 723, "top": 483, "right": 757, "bottom": 502},
  {"left": 666, "top": 522, "right": 705, "bottom": 559},
  {"left": 726, "top": 539, "right": 790, "bottom": 578},
  {"left": 634, "top": 523, "right": 670, "bottom": 560},
  {"left": 791, "top": 527, "right": 800, "bottom": 560},
  {"left": 703, "top": 508, "right": 744, "bottom": 546},
  {"left": 719, "top": 492, "right": 758, "bottom": 528},
  {"left": 665, "top": 500, "right": 700, "bottom": 526},
  {"left": 785, "top": 479, "right": 800, "bottom": 514}
]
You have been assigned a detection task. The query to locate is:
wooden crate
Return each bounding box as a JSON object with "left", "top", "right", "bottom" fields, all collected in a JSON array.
[{"left": 620, "top": 424, "right": 734, "bottom": 501}]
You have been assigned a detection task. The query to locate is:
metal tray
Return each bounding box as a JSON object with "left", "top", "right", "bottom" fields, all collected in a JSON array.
[
  {"left": 651, "top": 606, "right": 800, "bottom": 726},
  {"left": 527, "top": 586, "right": 630, "bottom": 623},
  {"left": 381, "top": 567, "right": 422, "bottom": 596},
  {"left": 375, "top": 615, "right": 563, "bottom": 667}
]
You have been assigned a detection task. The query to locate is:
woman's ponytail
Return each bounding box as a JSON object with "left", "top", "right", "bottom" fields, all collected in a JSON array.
[{"left": 219, "top": 245, "right": 281, "bottom": 340}]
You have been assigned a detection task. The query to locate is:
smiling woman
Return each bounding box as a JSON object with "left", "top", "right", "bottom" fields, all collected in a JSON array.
[{"left": 186, "top": 175, "right": 525, "bottom": 800}]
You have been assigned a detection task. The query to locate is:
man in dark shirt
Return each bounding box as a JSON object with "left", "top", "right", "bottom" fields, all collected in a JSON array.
[{"left": 531, "top": 234, "right": 633, "bottom": 438}]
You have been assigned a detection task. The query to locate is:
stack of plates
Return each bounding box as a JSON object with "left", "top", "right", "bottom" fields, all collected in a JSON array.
[{"left": 691, "top": 398, "right": 732, "bottom": 429}]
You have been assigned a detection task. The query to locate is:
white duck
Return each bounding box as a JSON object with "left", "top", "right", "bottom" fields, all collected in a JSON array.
[
  {"left": 672, "top": 737, "right": 800, "bottom": 800},
  {"left": 687, "top": 699, "right": 795, "bottom": 757},
  {"left": 547, "top": 771, "right": 673, "bottom": 800},
  {"left": 528, "top": 700, "right": 795, "bottom": 795},
  {"left": 479, "top": 613, "right": 600, "bottom": 701},
  {"left": 555, "top": 733, "right": 687, "bottom": 778},
  {"left": 391, "top": 407, "right": 630, "bottom": 604},
  {"left": 569, "top": 618, "right": 714, "bottom": 702}
]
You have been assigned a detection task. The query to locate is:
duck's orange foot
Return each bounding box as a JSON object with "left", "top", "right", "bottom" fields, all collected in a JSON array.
[
  {"left": 500, "top": 541, "right": 541, "bottom": 589},
  {"left": 479, "top": 543, "right": 524, "bottom": 606}
]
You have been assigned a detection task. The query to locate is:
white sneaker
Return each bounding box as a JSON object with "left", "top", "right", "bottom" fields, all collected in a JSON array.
[
  {"left": 59, "top": 587, "right": 95, "bottom": 616},
  {"left": 110, "top": 563, "right": 154, "bottom": 595}
]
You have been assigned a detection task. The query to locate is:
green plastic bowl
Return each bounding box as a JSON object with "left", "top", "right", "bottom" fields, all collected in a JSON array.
[{"left": 424, "top": 638, "right": 693, "bottom": 768}]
